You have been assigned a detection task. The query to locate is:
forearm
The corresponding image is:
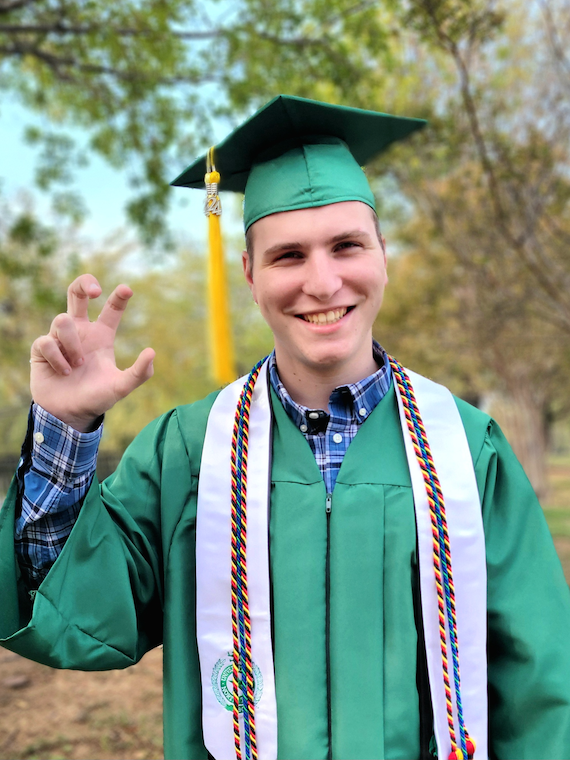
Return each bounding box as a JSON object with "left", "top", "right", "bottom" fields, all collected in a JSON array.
[{"left": 15, "top": 404, "right": 102, "bottom": 585}]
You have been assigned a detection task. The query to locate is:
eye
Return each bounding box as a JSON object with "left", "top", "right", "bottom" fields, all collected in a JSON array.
[
  {"left": 335, "top": 240, "right": 362, "bottom": 251},
  {"left": 275, "top": 250, "right": 303, "bottom": 261}
]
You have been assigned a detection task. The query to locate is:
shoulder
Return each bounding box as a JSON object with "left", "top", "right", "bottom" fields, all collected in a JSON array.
[
  {"left": 172, "top": 390, "right": 222, "bottom": 475},
  {"left": 121, "top": 389, "right": 222, "bottom": 477},
  {"left": 402, "top": 367, "right": 494, "bottom": 468},
  {"left": 453, "top": 396, "right": 493, "bottom": 466},
  {"left": 452, "top": 396, "right": 523, "bottom": 482}
]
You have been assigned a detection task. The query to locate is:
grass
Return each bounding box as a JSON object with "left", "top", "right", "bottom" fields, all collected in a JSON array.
[
  {"left": 542, "top": 508, "right": 570, "bottom": 537},
  {"left": 543, "top": 454, "right": 570, "bottom": 529},
  {"left": 542, "top": 453, "right": 570, "bottom": 582}
]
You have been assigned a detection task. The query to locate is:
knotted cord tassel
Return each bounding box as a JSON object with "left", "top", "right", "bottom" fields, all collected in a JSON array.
[{"left": 205, "top": 146, "right": 236, "bottom": 385}]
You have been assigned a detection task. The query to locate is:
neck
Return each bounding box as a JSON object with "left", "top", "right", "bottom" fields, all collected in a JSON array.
[{"left": 274, "top": 350, "right": 379, "bottom": 410}]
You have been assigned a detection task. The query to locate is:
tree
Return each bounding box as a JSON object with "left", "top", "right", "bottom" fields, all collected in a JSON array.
[
  {"left": 399, "top": 0, "right": 570, "bottom": 329},
  {"left": 377, "top": 196, "right": 570, "bottom": 498},
  {"left": 0, "top": 192, "right": 68, "bottom": 451},
  {"left": 0, "top": 0, "right": 394, "bottom": 242},
  {"left": 382, "top": 0, "right": 570, "bottom": 496}
]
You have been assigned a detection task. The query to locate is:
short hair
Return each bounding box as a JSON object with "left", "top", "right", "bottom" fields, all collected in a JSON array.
[{"left": 245, "top": 206, "right": 384, "bottom": 270}]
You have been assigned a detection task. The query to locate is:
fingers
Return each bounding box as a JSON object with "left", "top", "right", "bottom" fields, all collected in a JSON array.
[
  {"left": 67, "top": 274, "right": 102, "bottom": 320},
  {"left": 67, "top": 276, "right": 133, "bottom": 333},
  {"left": 52, "top": 313, "right": 85, "bottom": 367},
  {"left": 31, "top": 334, "right": 71, "bottom": 375},
  {"left": 114, "top": 347, "right": 155, "bottom": 400},
  {"left": 97, "top": 284, "right": 134, "bottom": 332},
  {"left": 31, "top": 313, "right": 85, "bottom": 374}
]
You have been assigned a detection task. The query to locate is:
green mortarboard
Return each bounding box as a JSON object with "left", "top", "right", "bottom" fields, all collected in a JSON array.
[{"left": 171, "top": 95, "right": 426, "bottom": 230}]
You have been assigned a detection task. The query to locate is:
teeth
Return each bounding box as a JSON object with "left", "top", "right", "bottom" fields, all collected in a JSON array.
[{"left": 303, "top": 307, "right": 348, "bottom": 325}]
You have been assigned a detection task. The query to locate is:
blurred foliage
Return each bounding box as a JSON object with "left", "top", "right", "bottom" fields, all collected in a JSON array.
[
  {"left": 0, "top": 195, "right": 68, "bottom": 451},
  {"left": 0, "top": 0, "right": 399, "bottom": 243}
]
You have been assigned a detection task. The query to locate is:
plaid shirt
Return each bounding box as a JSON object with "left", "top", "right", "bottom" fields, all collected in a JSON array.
[
  {"left": 15, "top": 404, "right": 103, "bottom": 583},
  {"left": 268, "top": 342, "right": 392, "bottom": 494},
  {"left": 16, "top": 342, "right": 392, "bottom": 582}
]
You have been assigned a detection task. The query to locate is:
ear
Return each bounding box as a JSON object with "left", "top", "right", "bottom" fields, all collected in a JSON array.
[
  {"left": 381, "top": 235, "right": 388, "bottom": 283},
  {"left": 242, "top": 249, "right": 257, "bottom": 302}
]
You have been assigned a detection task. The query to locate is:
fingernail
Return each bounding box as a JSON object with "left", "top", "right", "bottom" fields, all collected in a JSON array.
[
  {"left": 75, "top": 357, "right": 84, "bottom": 367},
  {"left": 63, "top": 369, "right": 71, "bottom": 376}
]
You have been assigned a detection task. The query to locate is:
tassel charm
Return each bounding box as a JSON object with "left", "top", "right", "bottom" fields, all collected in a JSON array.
[{"left": 205, "top": 166, "right": 222, "bottom": 216}]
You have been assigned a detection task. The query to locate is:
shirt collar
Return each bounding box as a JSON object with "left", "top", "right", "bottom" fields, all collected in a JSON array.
[{"left": 268, "top": 341, "right": 392, "bottom": 433}]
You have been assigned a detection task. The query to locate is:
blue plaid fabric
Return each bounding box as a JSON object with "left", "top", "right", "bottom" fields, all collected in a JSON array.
[
  {"left": 268, "top": 341, "right": 392, "bottom": 493},
  {"left": 15, "top": 404, "right": 103, "bottom": 583},
  {"left": 16, "top": 342, "right": 392, "bottom": 581}
]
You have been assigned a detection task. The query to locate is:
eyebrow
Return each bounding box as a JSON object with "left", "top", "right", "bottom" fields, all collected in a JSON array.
[
  {"left": 262, "top": 229, "right": 373, "bottom": 258},
  {"left": 262, "top": 241, "right": 304, "bottom": 258},
  {"left": 328, "top": 229, "right": 373, "bottom": 244}
]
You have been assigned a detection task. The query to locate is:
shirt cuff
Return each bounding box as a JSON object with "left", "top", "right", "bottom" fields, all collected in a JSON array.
[{"left": 31, "top": 403, "right": 103, "bottom": 482}]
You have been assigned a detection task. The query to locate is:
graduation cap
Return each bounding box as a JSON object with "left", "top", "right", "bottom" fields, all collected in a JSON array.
[
  {"left": 172, "top": 94, "right": 426, "bottom": 230},
  {"left": 171, "top": 95, "right": 426, "bottom": 384}
]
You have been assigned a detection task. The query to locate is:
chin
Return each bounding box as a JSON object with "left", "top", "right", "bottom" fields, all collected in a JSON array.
[{"left": 301, "top": 350, "right": 351, "bottom": 371}]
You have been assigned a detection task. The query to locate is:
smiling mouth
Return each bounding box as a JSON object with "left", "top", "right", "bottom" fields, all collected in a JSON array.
[{"left": 299, "top": 306, "right": 353, "bottom": 325}]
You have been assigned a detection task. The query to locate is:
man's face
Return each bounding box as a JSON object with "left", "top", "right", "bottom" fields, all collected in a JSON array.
[{"left": 242, "top": 201, "right": 388, "bottom": 381}]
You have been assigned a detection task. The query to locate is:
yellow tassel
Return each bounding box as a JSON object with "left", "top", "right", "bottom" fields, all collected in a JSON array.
[{"left": 205, "top": 147, "right": 236, "bottom": 385}]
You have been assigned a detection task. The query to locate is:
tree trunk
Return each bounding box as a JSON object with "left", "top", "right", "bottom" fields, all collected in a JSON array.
[{"left": 486, "top": 388, "right": 549, "bottom": 501}]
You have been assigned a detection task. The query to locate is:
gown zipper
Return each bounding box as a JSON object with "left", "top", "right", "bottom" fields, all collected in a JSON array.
[{"left": 325, "top": 492, "right": 332, "bottom": 760}]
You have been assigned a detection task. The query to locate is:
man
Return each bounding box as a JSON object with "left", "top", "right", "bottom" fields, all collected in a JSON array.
[{"left": 1, "top": 96, "right": 570, "bottom": 760}]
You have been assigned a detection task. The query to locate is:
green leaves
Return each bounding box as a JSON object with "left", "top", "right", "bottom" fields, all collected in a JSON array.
[
  {"left": 403, "top": 0, "right": 505, "bottom": 49},
  {"left": 1, "top": 0, "right": 214, "bottom": 239},
  {"left": 1, "top": 0, "right": 404, "bottom": 241}
]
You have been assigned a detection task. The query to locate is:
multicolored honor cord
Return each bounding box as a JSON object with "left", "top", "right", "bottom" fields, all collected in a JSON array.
[
  {"left": 230, "top": 358, "right": 265, "bottom": 760},
  {"left": 389, "top": 356, "right": 475, "bottom": 760}
]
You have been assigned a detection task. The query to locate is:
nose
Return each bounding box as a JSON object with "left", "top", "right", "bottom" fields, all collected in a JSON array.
[{"left": 302, "top": 250, "right": 342, "bottom": 301}]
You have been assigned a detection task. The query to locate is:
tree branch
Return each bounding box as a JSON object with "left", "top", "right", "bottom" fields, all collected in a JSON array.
[
  {"left": 0, "top": 41, "right": 207, "bottom": 84},
  {"left": 0, "top": 22, "right": 220, "bottom": 39},
  {"left": 540, "top": 0, "right": 570, "bottom": 92},
  {"left": 420, "top": 3, "right": 510, "bottom": 227},
  {"left": 416, "top": 0, "right": 570, "bottom": 322},
  {"left": 324, "top": 1, "right": 377, "bottom": 25},
  {"left": 0, "top": 0, "right": 39, "bottom": 13},
  {"left": 250, "top": 27, "right": 361, "bottom": 77}
]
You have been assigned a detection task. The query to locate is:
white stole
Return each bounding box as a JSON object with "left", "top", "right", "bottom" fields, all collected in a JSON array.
[
  {"left": 196, "top": 359, "right": 488, "bottom": 760},
  {"left": 394, "top": 369, "right": 488, "bottom": 760}
]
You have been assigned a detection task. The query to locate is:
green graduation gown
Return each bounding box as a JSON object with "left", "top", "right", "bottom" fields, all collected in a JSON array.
[{"left": 1, "top": 383, "right": 570, "bottom": 759}]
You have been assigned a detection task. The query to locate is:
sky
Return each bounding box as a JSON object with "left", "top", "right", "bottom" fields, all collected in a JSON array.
[{"left": 0, "top": 97, "right": 243, "bottom": 252}]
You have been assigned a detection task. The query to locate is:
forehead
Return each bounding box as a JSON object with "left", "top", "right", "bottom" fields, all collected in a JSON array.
[{"left": 249, "top": 201, "right": 376, "bottom": 252}]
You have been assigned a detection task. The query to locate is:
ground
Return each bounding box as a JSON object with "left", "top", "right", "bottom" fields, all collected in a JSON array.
[
  {"left": 1, "top": 459, "right": 570, "bottom": 760},
  {"left": 0, "top": 648, "right": 162, "bottom": 760}
]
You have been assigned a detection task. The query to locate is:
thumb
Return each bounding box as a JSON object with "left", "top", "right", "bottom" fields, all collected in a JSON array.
[{"left": 115, "top": 347, "right": 155, "bottom": 400}]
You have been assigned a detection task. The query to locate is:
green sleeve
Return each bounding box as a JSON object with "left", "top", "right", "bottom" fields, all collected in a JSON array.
[
  {"left": 0, "top": 409, "right": 189, "bottom": 671},
  {"left": 475, "top": 420, "right": 570, "bottom": 759}
]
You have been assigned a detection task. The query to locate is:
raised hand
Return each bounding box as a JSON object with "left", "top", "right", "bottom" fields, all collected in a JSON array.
[{"left": 30, "top": 274, "right": 155, "bottom": 432}]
